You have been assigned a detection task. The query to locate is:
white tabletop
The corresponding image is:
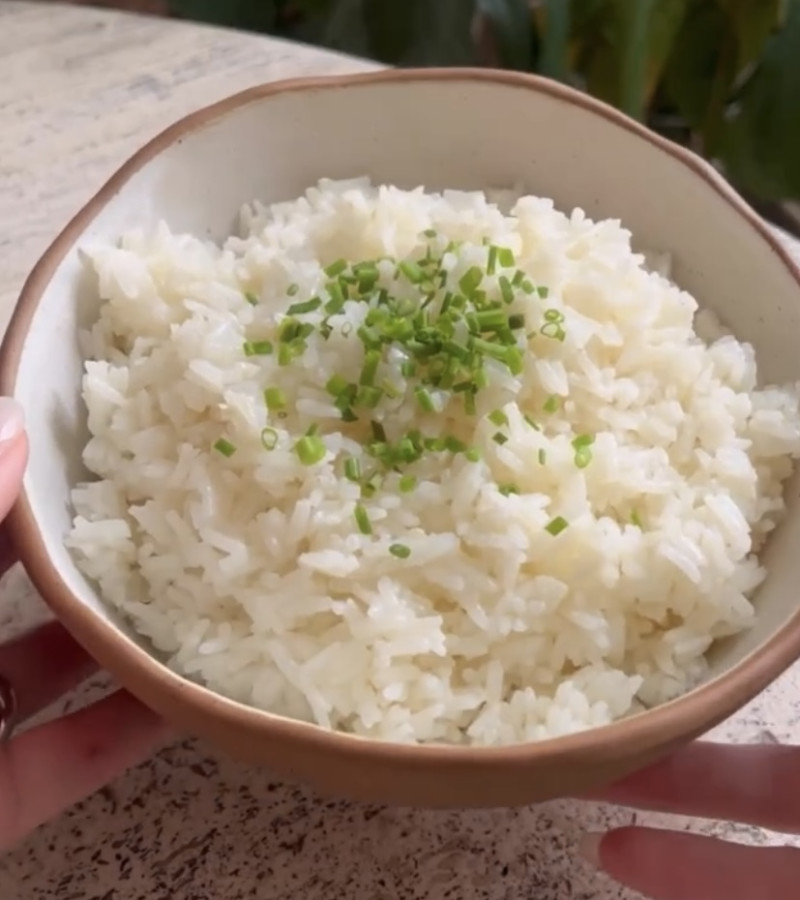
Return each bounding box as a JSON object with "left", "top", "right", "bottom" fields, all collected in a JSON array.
[{"left": 1, "top": 3, "right": 799, "bottom": 898}]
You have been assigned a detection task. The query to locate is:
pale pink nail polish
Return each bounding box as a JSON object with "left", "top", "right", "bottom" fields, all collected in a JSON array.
[{"left": 0, "top": 398, "right": 25, "bottom": 445}]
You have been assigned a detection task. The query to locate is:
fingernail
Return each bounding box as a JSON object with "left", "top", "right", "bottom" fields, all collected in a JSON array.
[
  {"left": 578, "top": 831, "right": 604, "bottom": 868},
  {"left": 0, "top": 398, "right": 24, "bottom": 445}
]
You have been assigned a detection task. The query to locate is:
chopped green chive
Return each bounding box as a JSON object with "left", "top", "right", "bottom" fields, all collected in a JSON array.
[
  {"left": 498, "top": 483, "right": 520, "bottom": 496},
  {"left": 278, "top": 343, "right": 294, "bottom": 366},
  {"left": 357, "top": 385, "right": 383, "bottom": 408},
  {"left": 415, "top": 387, "right": 436, "bottom": 413},
  {"left": 497, "top": 247, "right": 515, "bottom": 268},
  {"left": 344, "top": 457, "right": 361, "bottom": 482},
  {"left": 545, "top": 516, "right": 569, "bottom": 536},
  {"left": 236, "top": 245, "right": 553, "bottom": 500},
  {"left": 287, "top": 297, "right": 322, "bottom": 316},
  {"left": 423, "top": 228, "right": 438, "bottom": 238},
  {"left": 261, "top": 427, "right": 278, "bottom": 451},
  {"left": 360, "top": 349, "right": 381, "bottom": 386},
  {"left": 244, "top": 291, "right": 259, "bottom": 306},
  {"left": 538, "top": 448, "right": 546, "bottom": 465},
  {"left": 213, "top": 438, "right": 236, "bottom": 457},
  {"left": 326, "top": 374, "right": 350, "bottom": 398},
  {"left": 264, "top": 387, "right": 287, "bottom": 411},
  {"left": 445, "top": 435, "right": 467, "bottom": 454},
  {"left": 499, "top": 276, "right": 515, "bottom": 306},
  {"left": 459, "top": 266, "right": 483, "bottom": 297},
  {"left": 544, "top": 395, "right": 559, "bottom": 413},
  {"left": 399, "top": 474, "right": 417, "bottom": 493},
  {"left": 631, "top": 509, "right": 643, "bottom": 529},
  {"left": 325, "top": 284, "right": 345, "bottom": 314},
  {"left": 243, "top": 340, "right": 273, "bottom": 357},
  {"left": 294, "top": 435, "right": 326, "bottom": 466},
  {"left": 354, "top": 503, "right": 372, "bottom": 535},
  {"left": 524, "top": 414, "right": 540, "bottom": 430},
  {"left": 325, "top": 259, "right": 348, "bottom": 278},
  {"left": 472, "top": 309, "right": 507, "bottom": 331},
  {"left": 399, "top": 261, "right": 425, "bottom": 284},
  {"left": 541, "top": 322, "right": 566, "bottom": 341},
  {"left": 389, "top": 543, "right": 411, "bottom": 559},
  {"left": 572, "top": 434, "right": 594, "bottom": 469},
  {"left": 537, "top": 286, "right": 550, "bottom": 299},
  {"left": 370, "top": 421, "right": 387, "bottom": 444}
]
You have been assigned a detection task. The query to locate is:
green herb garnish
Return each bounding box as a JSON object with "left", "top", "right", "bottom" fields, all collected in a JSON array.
[
  {"left": 243, "top": 340, "right": 273, "bottom": 357},
  {"left": 294, "top": 435, "right": 326, "bottom": 466},
  {"left": 325, "top": 259, "right": 348, "bottom": 278},
  {"left": 354, "top": 503, "right": 372, "bottom": 535},
  {"left": 213, "top": 438, "right": 236, "bottom": 457},
  {"left": 545, "top": 516, "right": 569, "bottom": 536},
  {"left": 572, "top": 433, "right": 594, "bottom": 469},
  {"left": 261, "top": 428, "right": 278, "bottom": 451},
  {"left": 287, "top": 297, "right": 322, "bottom": 316}
]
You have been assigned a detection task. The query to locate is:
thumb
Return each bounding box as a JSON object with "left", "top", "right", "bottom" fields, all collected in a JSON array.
[{"left": 0, "top": 398, "right": 28, "bottom": 521}]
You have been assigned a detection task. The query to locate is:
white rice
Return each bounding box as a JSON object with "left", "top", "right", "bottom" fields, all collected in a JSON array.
[{"left": 67, "top": 178, "right": 800, "bottom": 745}]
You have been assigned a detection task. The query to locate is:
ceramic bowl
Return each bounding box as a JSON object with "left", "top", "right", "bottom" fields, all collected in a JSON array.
[{"left": 3, "top": 69, "right": 800, "bottom": 809}]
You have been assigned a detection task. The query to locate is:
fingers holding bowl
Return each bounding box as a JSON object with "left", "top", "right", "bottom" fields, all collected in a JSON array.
[
  {"left": 582, "top": 826, "right": 800, "bottom": 900},
  {"left": 0, "top": 621, "right": 98, "bottom": 725},
  {"left": 586, "top": 741, "right": 800, "bottom": 836},
  {"left": 0, "top": 690, "right": 170, "bottom": 850}
]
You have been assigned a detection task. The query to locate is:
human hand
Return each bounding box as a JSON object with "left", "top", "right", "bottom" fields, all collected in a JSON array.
[
  {"left": 0, "top": 399, "right": 170, "bottom": 851},
  {"left": 579, "top": 740, "right": 800, "bottom": 899}
]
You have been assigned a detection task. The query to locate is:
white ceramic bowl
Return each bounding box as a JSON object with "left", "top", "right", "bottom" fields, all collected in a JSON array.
[{"left": 3, "top": 69, "right": 800, "bottom": 808}]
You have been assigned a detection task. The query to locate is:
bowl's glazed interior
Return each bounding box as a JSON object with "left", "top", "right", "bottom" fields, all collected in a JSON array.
[{"left": 4, "top": 69, "right": 800, "bottom": 807}]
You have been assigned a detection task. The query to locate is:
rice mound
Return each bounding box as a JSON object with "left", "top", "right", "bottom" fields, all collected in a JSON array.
[{"left": 68, "top": 178, "right": 800, "bottom": 745}]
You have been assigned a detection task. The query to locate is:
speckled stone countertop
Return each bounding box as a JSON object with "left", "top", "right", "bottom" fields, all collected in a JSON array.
[{"left": 1, "top": 3, "right": 800, "bottom": 898}]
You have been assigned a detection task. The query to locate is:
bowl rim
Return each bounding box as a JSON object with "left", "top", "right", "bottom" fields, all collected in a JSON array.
[{"left": 3, "top": 65, "right": 800, "bottom": 766}]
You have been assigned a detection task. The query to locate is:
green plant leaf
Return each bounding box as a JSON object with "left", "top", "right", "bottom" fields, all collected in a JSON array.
[
  {"left": 662, "top": 1, "right": 731, "bottom": 130},
  {"left": 715, "top": 0, "right": 783, "bottom": 71},
  {"left": 536, "top": 0, "right": 571, "bottom": 81},
  {"left": 718, "top": 0, "right": 800, "bottom": 200},
  {"left": 293, "top": 0, "right": 477, "bottom": 65},
  {"left": 614, "top": 0, "right": 661, "bottom": 118},
  {"left": 476, "top": 0, "right": 532, "bottom": 71},
  {"left": 362, "top": 0, "right": 418, "bottom": 62},
  {"left": 403, "top": 0, "right": 479, "bottom": 66},
  {"left": 578, "top": 0, "right": 688, "bottom": 114},
  {"left": 317, "top": 0, "right": 370, "bottom": 57},
  {"left": 169, "top": 0, "right": 281, "bottom": 30},
  {"left": 583, "top": 33, "right": 619, "bottom": 105}
]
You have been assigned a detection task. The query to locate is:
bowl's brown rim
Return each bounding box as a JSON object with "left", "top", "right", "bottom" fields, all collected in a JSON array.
[{"left": 3, "top": 66, "right": 800, "bottom": 768}]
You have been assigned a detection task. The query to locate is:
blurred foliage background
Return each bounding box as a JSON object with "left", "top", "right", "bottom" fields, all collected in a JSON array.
[{"left": 160, "top": 1, "right": 799, "bottom": 222}]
